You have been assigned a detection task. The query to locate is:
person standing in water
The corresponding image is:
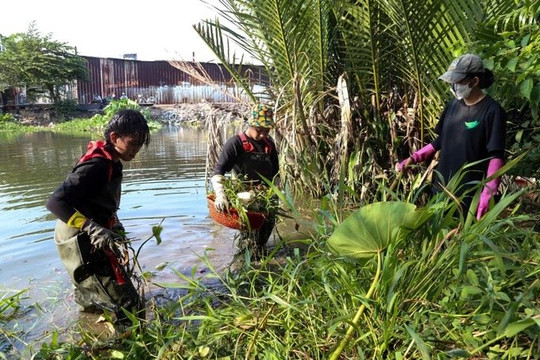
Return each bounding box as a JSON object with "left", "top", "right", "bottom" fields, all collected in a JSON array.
[
  {"left": 46, "top": 109, "right": 150, "bottom": 325},
  {"left": 211, "top": 104, "right": 280, "bottom": 258}
]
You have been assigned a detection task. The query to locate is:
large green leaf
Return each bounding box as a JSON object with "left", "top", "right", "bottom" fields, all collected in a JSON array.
[{"left": 327, "top": 201, "right": 418, "bottom": 259}]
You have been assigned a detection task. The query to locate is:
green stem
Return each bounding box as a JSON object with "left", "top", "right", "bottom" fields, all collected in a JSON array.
[
  {"left": 469, "top": 334, "right": 506, "bottom": 356},
  {"left": 329, "top": 252, "right": 382, "bottom": 360}
]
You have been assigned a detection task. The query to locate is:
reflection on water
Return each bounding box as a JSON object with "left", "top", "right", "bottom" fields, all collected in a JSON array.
[{"left": 0, "top": 126, "right": 238, "bottom": 353}]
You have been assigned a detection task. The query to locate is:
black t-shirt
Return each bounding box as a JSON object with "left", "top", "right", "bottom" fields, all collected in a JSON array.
[
  {"left": 214, "top": 133, "right": 279, "bottom": 183},
  {"left": 431, "top": 96, "right": 506, "bottom": 190}
]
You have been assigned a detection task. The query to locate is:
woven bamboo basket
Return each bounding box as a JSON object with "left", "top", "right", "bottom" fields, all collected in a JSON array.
[{"left": 207, "top": 194, "right": 267, "bottom": 230}]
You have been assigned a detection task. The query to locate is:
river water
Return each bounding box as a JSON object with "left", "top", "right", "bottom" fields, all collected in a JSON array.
[{"left": 0, "top": 126, "right": 244, "bottom": 355}]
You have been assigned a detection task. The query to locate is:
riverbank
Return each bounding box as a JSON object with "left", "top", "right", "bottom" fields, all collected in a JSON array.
[{"left": 8, "top": 102, "right": 251, "bottom": 127}]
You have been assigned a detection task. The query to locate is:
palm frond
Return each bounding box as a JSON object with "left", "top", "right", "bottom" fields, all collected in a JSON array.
[{"left": 194, "top": 19, "right": 258, "bottom": 103}]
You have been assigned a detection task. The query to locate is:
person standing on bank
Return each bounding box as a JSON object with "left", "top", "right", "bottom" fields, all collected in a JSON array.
[
  {"left": 398, "top": 53, "right": 507, "bottom": 219},
  {"left": 46, "top": 109, "right": 150, "bottom": 324},
  {"left": 211, "top": 104, "right": 280, "bottom": 257}
]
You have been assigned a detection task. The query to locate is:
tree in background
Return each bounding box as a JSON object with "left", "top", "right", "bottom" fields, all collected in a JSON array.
[
  {"left": 196, "top": 0, "right": 525, "bottom": 201},
  {"left": 467, "top": 1, "right": 539, "bottom": 178},
  {"left": 0, "top": 22, "right": 88, "bottom": 105}
]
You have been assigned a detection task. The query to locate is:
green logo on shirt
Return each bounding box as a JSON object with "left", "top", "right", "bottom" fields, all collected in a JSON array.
[{"left": 465, "top": 120, "right": 480, "bottom": 129}]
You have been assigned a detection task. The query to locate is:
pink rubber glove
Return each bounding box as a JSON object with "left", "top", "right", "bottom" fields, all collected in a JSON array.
[
  {"left": 398, "top": 143, "right": 436, "bottom": 171},
  {"left": 476, "top": 158, "right": 504, "bottom": 220}
]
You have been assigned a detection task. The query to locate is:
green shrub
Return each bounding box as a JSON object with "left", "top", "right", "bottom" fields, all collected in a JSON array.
[
  {"left": 0, "top": 112, "right": 16, "bottom": 123},
  {"left": 52, "top": 99, "right": 79, "bottom": 119}
]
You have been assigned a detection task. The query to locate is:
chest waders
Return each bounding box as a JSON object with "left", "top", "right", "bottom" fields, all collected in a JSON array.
[
  {"left": 55, "top": 221, "right": 142, "bottom": 321},
  {"left": 55, "top": 141, "right": 143, "bottom": 322},
  {"left": 235, "top": 133, "right": 277, "bottom": 258}
]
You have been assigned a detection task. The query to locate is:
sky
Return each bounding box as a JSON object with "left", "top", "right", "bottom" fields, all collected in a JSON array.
[{"left": 0, "top": 0, "right": 238, "bottom": 62}]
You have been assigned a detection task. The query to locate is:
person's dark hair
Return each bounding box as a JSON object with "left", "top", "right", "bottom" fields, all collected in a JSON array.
[
  {"left": 104, "top": 109, "right": 150, "bottom": 146},
  {"left": 467, "top": 68, "right": 494, "bottom": 89}
]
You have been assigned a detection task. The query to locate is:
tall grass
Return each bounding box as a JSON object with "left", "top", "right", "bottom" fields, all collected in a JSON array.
[
  {"left": 5, "top": 106, "right": 537, "bottom": 358},
  {"left": 28, "top": 173, "right": 540, "bottom": 359}
]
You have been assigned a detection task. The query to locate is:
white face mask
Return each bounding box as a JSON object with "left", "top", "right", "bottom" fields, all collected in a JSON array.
[{"left": 450, "top": 81, "right": 472, "bottom": 100}]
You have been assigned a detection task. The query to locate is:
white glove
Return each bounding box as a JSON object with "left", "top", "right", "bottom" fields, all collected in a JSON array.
[
  {"left": 236, "top": 190, "right": 255, "bottom": 206},
  {"left": 211, "top": 175, "right": 229, "bottom": 212}
]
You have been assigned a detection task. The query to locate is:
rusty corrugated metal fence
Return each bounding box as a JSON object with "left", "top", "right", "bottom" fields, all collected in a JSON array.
[{"left": 77, "top": 56, "right": 269, "bottom": 105}]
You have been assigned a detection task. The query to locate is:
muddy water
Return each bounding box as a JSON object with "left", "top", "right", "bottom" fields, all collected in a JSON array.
[{"left": 0, "top": 126, "right": 245, "bottom": 355}]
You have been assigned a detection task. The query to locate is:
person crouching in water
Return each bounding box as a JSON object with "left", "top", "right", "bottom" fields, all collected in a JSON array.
[
  {"left": 211, "top": 104, "right": 280, "bottom": 259},
  {"left": 46, "top": 109, "right": 150, "bottom": 326}
]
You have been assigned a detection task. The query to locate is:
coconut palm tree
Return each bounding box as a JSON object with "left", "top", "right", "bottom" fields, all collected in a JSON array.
[{"left": 195, "top": 0, "right": 517, "bottom": 200}]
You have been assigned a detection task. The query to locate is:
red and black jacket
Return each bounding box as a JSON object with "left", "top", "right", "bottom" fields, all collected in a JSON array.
[{"left": 46, "top": 141, "right": 122, "bottom": 227}]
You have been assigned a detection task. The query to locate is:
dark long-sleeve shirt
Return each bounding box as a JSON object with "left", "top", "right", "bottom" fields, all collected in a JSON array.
[
  {"left": 46, "top": 157, "right": 122, "bottom": 226},
  {"left": 214, "top": 133, "right": 279, "bottom": 183}
]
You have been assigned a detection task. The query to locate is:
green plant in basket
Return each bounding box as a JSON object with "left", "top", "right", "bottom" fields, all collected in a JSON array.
[{"left": 222, "top": 175, "right": 280, "bottom": 227}]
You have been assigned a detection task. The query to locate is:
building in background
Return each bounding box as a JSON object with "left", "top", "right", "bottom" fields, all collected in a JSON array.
[{"left": 75, "top": 56, "right": 269, "bottom": 105}]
